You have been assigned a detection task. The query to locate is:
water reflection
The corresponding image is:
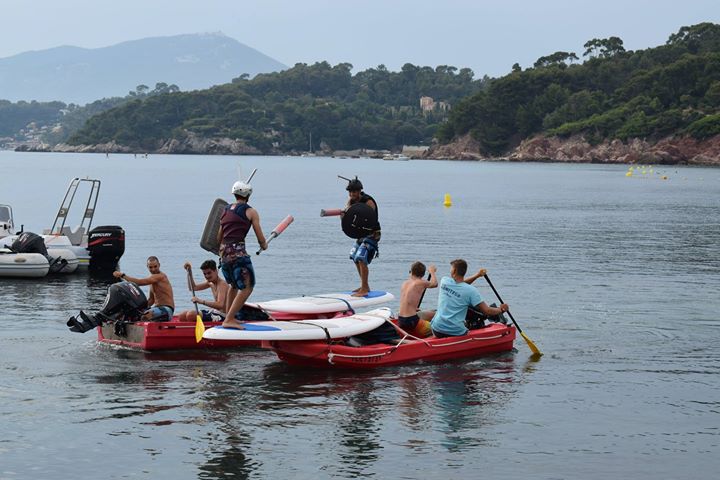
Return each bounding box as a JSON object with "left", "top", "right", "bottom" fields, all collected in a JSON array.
[
  {"left": 0, "top": 273, "right": 113, "bottom": 329},
  {"left": 195, "top": 375, "right": 259, "bottom": 480},
  {"left": 334, "top": 379, "right": 382, "bottom": 477},
  {"left": 431, "top": 358, "right": 516, "bottom": 452},
  {"left": 198, "top": 434, "right": 255, "bottom": 480}
]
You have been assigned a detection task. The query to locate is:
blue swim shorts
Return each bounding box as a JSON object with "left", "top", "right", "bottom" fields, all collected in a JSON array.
[
  {"left": 221, "top": 255, "right": 256, "bottom": 290},
  {"left": 146, "top": 305, "right": 174, "bottom": 322},
  {"left": 349, "top": 237, "right": 379, "bottom": 265}
]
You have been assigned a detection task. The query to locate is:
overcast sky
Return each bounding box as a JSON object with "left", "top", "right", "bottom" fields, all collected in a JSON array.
[{"left": 3, "top": 0, "right": 719, "bottom": 77}]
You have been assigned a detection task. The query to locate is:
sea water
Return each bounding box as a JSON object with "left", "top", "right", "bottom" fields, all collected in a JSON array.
[{"left": 0, "top": 151, "right": 718, "bottom": 479}]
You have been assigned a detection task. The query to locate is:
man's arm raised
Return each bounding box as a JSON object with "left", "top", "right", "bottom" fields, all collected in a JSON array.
[
  {"left": 465, "top": 268, "right": 487, "bottom": 285},
  {"left": 425, "top": 264, "right": 438, "bottom": 288}
]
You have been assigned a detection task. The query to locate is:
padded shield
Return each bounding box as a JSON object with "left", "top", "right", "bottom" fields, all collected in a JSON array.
[
  {"left": 341, "top": 203, "right": 378, "bottom": 239},
  {"left": 200, "top": 198, "right": 228, "bottom": 254}
]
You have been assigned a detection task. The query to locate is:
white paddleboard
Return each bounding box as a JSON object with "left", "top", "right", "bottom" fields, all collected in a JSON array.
[
  {"left": 250, "top": 290, "right": 394, "bottom": 314},
  {"left": 203, "top": 307, "right": 392, "bottom": 341}
]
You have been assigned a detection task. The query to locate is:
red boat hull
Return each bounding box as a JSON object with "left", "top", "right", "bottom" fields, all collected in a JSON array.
[
  {"left": 96, "top": 311, "right": 347, "bottom": 351},
  {"left": 269, "top": 323, "right": 516, "bottom": 369}
]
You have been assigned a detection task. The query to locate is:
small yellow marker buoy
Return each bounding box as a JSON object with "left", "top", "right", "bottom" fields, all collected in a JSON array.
[
  {"left": 626, "top": 171, "right": 632, "bottom": 177},
  {"left": 443, "top": 194, "right": 452, "bottom": 207},
  {"left": 662, "top": 176, "right": 668, "bottom": 180}
]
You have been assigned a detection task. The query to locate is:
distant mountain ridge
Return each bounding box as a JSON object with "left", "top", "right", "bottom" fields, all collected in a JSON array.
[{"left": 0, "top": 33, "right": 286, "bottom": 104}]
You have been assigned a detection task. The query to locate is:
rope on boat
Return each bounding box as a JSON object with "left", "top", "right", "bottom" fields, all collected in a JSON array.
[
  {"left": 327, "top": 331, "right": 510, "bottom": 364},
  {"left": 301, "top": 294, "right": 355, "bottom": 314},
  {"left": 295, "top": 320, "right": 332, "bottom": 342}
]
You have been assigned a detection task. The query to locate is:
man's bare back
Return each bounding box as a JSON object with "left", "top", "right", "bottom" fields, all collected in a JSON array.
[{"left": 399, "top": 264, "right": 437, "bottom": 317}]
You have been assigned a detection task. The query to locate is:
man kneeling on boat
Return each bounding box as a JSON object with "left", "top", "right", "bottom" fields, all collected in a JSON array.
[
  {"left": 430, "top": 259, "right": 508, "bottom": 338},
  {"left": 113, "top": 256, "right": 175, "bottom": 321},
  {"left": 178, "top": 259, "right": 228, "bottom": 322}
]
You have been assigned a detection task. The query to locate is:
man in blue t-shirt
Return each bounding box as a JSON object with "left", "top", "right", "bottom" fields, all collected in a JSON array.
[{"left": 430, "top": 259, "right": 509, "bottom": 337}]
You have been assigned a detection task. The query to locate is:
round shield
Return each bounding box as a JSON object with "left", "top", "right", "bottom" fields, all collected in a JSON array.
[{"left": 341, "top": 203, "right": 378, "bottom": 239}]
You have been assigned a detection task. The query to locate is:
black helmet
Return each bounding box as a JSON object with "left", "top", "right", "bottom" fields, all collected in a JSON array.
[{"left": 346, "top": 176, "right": 363, "bottom": 192}]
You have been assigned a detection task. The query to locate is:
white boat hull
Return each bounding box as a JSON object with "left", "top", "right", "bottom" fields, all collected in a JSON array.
[{"left": 0, "top": 249, "right": 50, "bottom": 278}]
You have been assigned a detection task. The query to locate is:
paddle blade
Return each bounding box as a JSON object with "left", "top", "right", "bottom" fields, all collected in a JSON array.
[
  {"left": 520, "top": 331, "right": 542, "bottom": 356},
  {"left": 195, "top": 314, "right": 205, "bottom": 343},
  {"left": 272, "top": 215, "right": 294, "bottom": 235}
]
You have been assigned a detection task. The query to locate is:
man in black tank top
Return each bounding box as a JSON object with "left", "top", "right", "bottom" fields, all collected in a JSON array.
[{"left": 344, "top": 177, "right": 381, "bottom": 297}]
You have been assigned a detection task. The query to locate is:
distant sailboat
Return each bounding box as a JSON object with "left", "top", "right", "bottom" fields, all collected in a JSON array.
[{"left": 301, "top": 132, "right": 317, "bottom": 157}]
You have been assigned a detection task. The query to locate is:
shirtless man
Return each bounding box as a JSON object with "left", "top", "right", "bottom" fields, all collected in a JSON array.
[
  {"left": 397, "top": 262, "right": 438, "bottom": 337},
  {"left": 113, "top": 256, "right": 175, "bottom": 321},
  {"left": 178, "top": 259, "right": 228, "bottom": 322}
]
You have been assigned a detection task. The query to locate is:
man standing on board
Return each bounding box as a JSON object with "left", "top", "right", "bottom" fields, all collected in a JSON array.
[
  {"left": 344, "top": 177, "right": 381, "bottom": 297},
  {"left": 217, "top": 180, "right": 267, "bottom": 329},
  {"left": 430, "top": 259, "right": 508, "bottom": 337},
  {"left": 113, "top": 256, "right": 175, "bottom": 321},
  {"left": 177, "top": 259, "right": 228, "bottom": 322}
]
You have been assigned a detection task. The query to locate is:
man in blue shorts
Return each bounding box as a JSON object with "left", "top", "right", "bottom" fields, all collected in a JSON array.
[
  {"left": 431, "top": 259, "right": 509, "bottom": 338},
  {"left": 344, "top": 177, "right": 381, "bottom": 297},
  {"left": 113, "top": 256, "right": 175, "bottom": 321},
  {"left": 217, "top": 180, "right": 267, "bottom": 328}
]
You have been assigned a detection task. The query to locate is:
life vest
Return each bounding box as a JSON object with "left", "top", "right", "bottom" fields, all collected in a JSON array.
[
  {"left": 349, "top": 193, "right": 380, "bottom": 231},
  {"left": 220, "top": 203, "right": 252, "bottom": 244}
]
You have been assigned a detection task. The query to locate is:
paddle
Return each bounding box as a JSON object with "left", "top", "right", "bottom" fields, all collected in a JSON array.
[
  {"left": 186, "top": 265, "right": 204, "bottom": 343},
  {"left": 257, "top": 215, "right": 294, "bottom": 255},
  {"left": 483, "top": 274, "right": 542, "bottom": 356},
  {"left": 417, "top": 272, "right": 432, "bottom": 309}
]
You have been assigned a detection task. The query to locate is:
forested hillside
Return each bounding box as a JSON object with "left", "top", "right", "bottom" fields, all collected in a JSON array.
[
  {"left": 437, "top": 23, "right": 720, "bottom": 155},
  {"left": 0, "top": 100, "right": 65, "bottom": 137},
  {"left": 0, "top": 83, "right": 181, "bottom": 146},
  {"left": 68, "top": 62, "right": 486, "bottom": 152}
]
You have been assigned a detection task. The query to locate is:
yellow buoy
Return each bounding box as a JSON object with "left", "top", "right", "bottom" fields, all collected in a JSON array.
[
  {"left": 625, "top": 171, "right": 633, "bottom": 177},
  {"left": 443, "top": 194, "right": 452, "bottom": 207},
  {"left": 662, "top": 176, "right": 668, "bottom": 180}
]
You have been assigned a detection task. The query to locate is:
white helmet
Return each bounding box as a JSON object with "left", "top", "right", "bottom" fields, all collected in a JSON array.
[{"left": 231, "top": 181, "right": 252, "bottom": 198}]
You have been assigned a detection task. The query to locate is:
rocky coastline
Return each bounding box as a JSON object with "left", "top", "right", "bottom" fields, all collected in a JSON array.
[
  {"left": 15, "top": 132, "right": 720, "bottom": 166},
  {"left": 421, "top": 133, "right": 720, "bottom": 166}
]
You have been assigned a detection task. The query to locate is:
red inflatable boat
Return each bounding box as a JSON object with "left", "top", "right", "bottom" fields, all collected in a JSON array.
[
  {"left": 97, "top": 310, "right": 347, "bottom": 351},
  {"left": 267, "top": 322, "right": 516, "bottom": 369}
]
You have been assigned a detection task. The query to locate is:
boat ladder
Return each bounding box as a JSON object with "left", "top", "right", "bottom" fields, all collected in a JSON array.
[{"left": 48, "top": 177, "right": 101, "bottom": 245}]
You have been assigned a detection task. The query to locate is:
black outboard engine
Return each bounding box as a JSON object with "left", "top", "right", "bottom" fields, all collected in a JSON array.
[
  {"left": 10, "top": 232, "right": 48, "bottom": 256},
  {"left": 88, "top": 225, "right": 125, "bottom": 273},
  {"left": 67, "top": 281, "right": 148, "bottom": 333}
]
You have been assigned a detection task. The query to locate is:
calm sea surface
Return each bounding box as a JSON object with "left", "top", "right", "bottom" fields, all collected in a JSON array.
[{"left": 1, "top": 151, "right": 719, "bottom": 479}]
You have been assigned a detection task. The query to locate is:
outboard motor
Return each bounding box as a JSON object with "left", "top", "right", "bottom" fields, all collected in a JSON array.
[
  {"left": 11, "top": 231, "right": 72, "bottom": 272},
  {"left": 67, "top": 281, "right": 147, "bottom": 333},
  {"left": 10, "top": 232, "right": 48, "bottom": 256},
  {"left": 87, "top": 225, "right": 125, "bottom": 273}
]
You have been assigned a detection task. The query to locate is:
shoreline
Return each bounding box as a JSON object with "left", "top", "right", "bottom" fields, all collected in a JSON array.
[{"left": 11, "top": 132, "right": 720, "bottom": 167}]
